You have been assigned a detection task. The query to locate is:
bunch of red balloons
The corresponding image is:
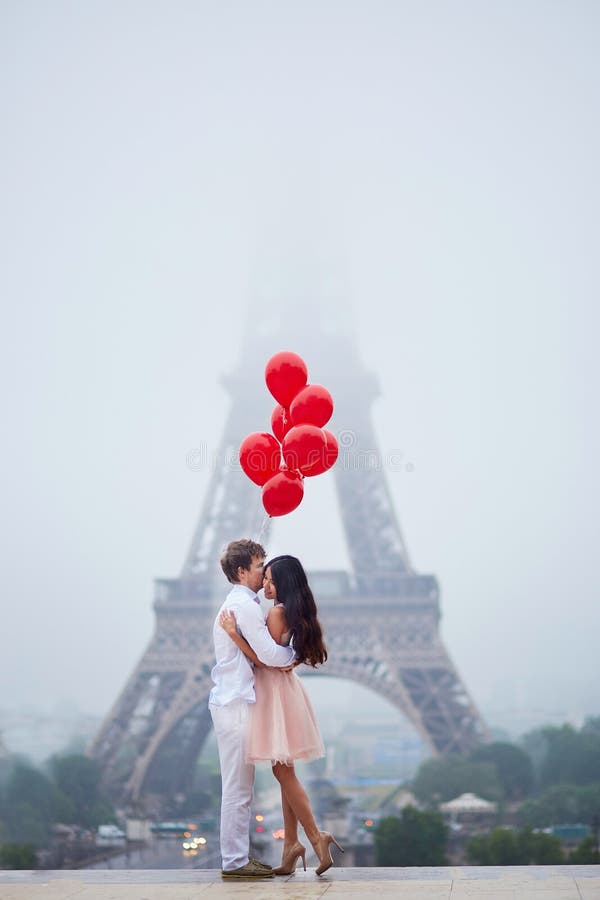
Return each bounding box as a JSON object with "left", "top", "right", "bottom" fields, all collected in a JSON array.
[{"left": 239, "top": 351, "right": 338, "bottom": 517}]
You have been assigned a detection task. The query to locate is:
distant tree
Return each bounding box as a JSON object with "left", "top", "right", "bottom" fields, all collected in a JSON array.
[
  {"left": 519, "top": 829, "right": 564, "bottom": 864},
  {"left": 1, "top": 764, "right": 73, "bottom": 846},
  {"left": 467, "top": 827, "right": 563, "bottom": 865},
  {"left": 468, "top": 828, "right": 524, "bottom": 865},
  {"left": 569, "top": 835, "right": 600, "bottom": 864},
  {"left": 0, "top": 843, "right": 37, "bottom": 869},
  {"left": 49, "top": 754, "right": 114, "bottom": 828},
  {"left": 470, "top": 742, "right": 534, "bottom": 800},
  {"left": 520, "top": 724, "right": 600, "bottom": 790},
  {"left": 0, "top": 753, "right": 30, "bottom": 790},
  {"left": 3, "top": 803, "right": 48, "bottom": 848},
  {"left": 518, "top": 783, "right": 600, "bottom": 829},
  {"left": 541, "top": 725, "right": 600, "bottom": 787},
  {"left": 374, "top": 807, "right": 448, "bottom": 866},
  {"left": 412, "top": 755, "right": 502, "bottom": 805},
  {"left": 580, "top": 717, "right": 600, "bottom": 738},
  {"left": 519, "top": 728, "right": 549, "bottom": 784}
]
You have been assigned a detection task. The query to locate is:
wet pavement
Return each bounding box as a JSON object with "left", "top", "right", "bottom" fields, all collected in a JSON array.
[{"left": 1, "top": 866, "right": 600, "bottom": 899}]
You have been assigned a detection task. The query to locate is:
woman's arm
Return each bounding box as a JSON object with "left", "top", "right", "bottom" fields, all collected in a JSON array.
[
  {"left": 266, "top": 604, "right": 288, "bottom": 644},
  {"left": 267, "top": 606, "right": 303, "bottom": 667},
  {"left": 267, "top": 607, "right": 302, "bottom": 668},
  {"left": 219, "top": 610, "right": 266, "bottom": 668}
]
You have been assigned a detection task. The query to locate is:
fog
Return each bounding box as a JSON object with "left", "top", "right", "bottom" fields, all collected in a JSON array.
[{"left": 1, "top": 2, "right": 598, "bottom": 740}]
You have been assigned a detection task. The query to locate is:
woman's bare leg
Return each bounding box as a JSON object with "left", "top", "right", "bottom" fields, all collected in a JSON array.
[
  {"left": 272, "top": 762, "right": 320, "bottom": 847},
  {"left": 280, "top": 783, "right": 299, "bottom": 847}
]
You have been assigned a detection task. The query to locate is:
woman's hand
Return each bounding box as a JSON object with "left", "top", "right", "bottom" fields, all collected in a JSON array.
[
  {"left": 218, "top": 611, "right": 267, "bottom": 669},
  {"left": 219, "top": 609, "right": 238, "bottom": 636}
]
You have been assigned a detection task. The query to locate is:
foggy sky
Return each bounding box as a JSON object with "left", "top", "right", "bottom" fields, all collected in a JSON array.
[{"left": 1, "top": 1, "right": 598, "bottom": 736}]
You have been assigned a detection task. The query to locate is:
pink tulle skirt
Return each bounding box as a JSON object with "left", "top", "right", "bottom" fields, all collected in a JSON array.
[{"left": 247, "top": 667, "right": 325, "bottom": 765}]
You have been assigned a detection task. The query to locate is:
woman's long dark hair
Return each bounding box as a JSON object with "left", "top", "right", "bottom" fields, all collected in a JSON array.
[{"left": 264, "top": 555, "right": 327, "bottom": 668}]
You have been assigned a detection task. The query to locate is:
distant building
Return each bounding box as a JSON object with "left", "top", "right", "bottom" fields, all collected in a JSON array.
[{"left": 378, "top": 785, "right": 419, "bottom": 815}]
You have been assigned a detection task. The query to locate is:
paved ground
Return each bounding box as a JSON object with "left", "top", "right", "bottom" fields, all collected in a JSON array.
[{"left": 1, "top": 867, "right": 600, "bottom": 899}]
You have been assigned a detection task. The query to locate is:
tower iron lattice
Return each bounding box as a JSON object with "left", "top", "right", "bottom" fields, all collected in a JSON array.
[{"left": 89, "top": 323, "right": 488, "bottom": 806}]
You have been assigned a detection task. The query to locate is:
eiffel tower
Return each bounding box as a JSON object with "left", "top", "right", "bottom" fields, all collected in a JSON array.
[{"left": 89, "top": 308, "right": 488, "bottom": 805}]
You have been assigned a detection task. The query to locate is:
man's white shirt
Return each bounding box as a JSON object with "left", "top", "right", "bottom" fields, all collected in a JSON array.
[{"left": 209, "top": 584, "right": 295, "bottom": 707}]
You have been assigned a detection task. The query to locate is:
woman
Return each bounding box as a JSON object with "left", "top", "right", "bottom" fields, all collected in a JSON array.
[{"left": 219, "top": 554, "right": 344, "bottom": 876}]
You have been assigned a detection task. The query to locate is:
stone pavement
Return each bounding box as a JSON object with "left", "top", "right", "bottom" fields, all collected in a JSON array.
[{"left": 1, "top": 867, "right": 600, "bottom": 900}]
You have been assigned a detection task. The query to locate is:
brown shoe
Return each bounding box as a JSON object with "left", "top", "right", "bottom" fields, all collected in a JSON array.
[
  {"left": 221, "top": 860, "right": 275, "bottom": 879},
  {"left": 250, "top": 857, "right": 273, "bottom": 871},
  {"left": 314, "top": 831, "right": 345, "bottom": 877}
]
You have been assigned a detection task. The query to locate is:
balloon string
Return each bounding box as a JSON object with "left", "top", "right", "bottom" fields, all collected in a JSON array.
[
  {"left": 256, "top": 512, "right": 270, "bottom": 546},
  {"left": 280, "top": 407, "right": 288, "bottom": 468}
]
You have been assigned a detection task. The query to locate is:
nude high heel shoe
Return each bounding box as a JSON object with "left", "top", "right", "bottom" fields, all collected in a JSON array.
[
  {"left": 314, "top": 831, "right": 345, "bottom": 876},
  {"left": 273, "top": 841, "right": 306, "bottom": 875}
]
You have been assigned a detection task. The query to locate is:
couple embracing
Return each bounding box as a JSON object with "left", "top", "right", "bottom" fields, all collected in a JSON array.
[{"left": 209, "top": 538, "right": 343, "bottom": 880}]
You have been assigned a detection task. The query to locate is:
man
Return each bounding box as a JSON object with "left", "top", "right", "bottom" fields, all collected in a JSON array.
[{"left": 209, "top": 539, "right": 295, "bottom": 879}]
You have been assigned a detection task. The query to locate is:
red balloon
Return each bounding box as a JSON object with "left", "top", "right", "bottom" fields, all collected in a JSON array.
[
  {"left": 239, "top": 432, "right": 281, "bottom": 486},
  {"left": 270, "top": 404, "right": 292, "bottom": 443},
  {"left": 290, "top": 384, "right": 334, "bottom": 428},
  {"left": 262, "top": 470, "right": 304, "bottom": 517},
  {"left": 265, "top": 351, "right": 308, "bottom": 407},
  {"left": 282, "top": 424, "right": 327, "bottom": 475},
  {"left": 303, "top": 429, "right": 339, "bottom": 476}
]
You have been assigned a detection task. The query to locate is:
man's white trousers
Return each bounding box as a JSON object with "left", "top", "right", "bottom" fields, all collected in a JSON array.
[{"left": 209, "top": 699, "right": 255, "bottom": 871}]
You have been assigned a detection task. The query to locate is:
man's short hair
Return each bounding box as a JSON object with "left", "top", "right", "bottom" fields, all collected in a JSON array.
[{"left": 220, "top": 539, "right": 266, "bottom": 584}]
